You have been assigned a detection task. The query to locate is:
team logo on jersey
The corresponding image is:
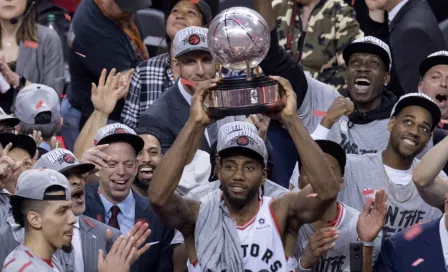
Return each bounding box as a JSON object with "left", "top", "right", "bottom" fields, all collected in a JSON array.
[
  {"left": 188, "top": 34, "right": 201, "bottom": 45},
  {"left": 259, "top": 218, "right": 265, "bottom": 224},
  {"left": 237, "top": 136, "right": 249, "bottom": 146}
]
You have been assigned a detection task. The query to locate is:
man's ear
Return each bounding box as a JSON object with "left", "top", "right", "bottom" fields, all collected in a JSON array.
[
  {"left": 27, "top": 211, "right": 43, "bottom": 229},
  {"left": 57, "top": 117, "right": 63, "bottom": 133},
  {"left": 172, "top": 59, "right": 181, "bottom": 78},
  {"left": 387, "top": 117, "right": 396, "bottom": 132},
  {"left": 383, "top": 71, "right": 390, "bottom": 86},
  {"left": 339, "top": 177, "right": 344, "bottom": 192}
]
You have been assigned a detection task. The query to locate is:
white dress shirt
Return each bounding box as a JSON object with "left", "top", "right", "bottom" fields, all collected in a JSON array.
[
  {"left": 388, "top": 0, "right": 409, "bottom": 24},
  {"left": 439, "top": 214, "right": 448, "bottom": 268},
  {"left": 72, "top": 217, "right": 84, "bottom": 272}
]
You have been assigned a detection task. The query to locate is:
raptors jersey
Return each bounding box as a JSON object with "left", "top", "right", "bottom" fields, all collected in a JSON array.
[{"left": 237, "top": 196, "right": 288, "bottom": 272}]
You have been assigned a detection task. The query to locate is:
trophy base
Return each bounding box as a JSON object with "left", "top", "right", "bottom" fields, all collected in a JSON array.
[
  {"left": 207, "top": 101, "right": 284, "bottom": 118},
  {"left": 205, "top": 75, "right": 284, "bottom": 118}
]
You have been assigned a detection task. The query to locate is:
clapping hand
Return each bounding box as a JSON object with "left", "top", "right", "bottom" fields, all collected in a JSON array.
[
  {"left": 91, "top": 68, "right": 134, "bottom": 115},
  {"left": 300, "top": 227, "right": 340, "bottom": 269},
  {"left": 357, "top": 189, "right": 387, "bottom": 243}
]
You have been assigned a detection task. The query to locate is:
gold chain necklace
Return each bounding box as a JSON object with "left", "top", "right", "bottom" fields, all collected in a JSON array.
[{"left": 383, "top": 165, "right": 415, "bottom": 203}]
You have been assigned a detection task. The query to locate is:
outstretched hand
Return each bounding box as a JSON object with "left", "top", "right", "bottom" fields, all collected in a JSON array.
[
  {"left": 91, "top": 68, "right": 134, "bottom": 115},
  {"left": 357, "top": 189, "right": 387, "bottom": 243}
]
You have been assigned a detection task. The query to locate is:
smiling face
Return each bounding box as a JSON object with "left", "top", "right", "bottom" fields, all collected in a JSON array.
[
  {"left": 219, "top": 154, "right": 266, "bottom": 210},
  {"left": 419, "top": 64, "right": 448, "bottom": 120},
  {"left": 0, "top": 0, "right": 27, "bottom": 20},
  {"left": 99, "top": 142, "right": 137, "bottom": 203},
  {"left": 388, "top": 106, "right": 433, "bottom": 159},
  {"left": 136, "top": 134, "right": 162, "bottom": 188},
  {"left": 174, "top": 50, "right": 216, "bottom": 92},
  {"left": 166, "top": 0, "right": 205, "bottom": 40},
  {"left": 346, "top": 53, "right": 390, "bottom": 112}
]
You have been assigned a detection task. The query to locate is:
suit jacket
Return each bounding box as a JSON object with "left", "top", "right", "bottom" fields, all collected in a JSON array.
[
  {"left": 0, "top": 214, "right": 120, "bottom": 272},
  {"left": 139, "top": 80, "right": 245, "bottom": 154},
  {"left": 375, "top": 217, "right": 446, "bottom": 271},
  {"left": 388, "top": 0, "right": 446, "bottom": 96},
  {"left": 84, "top": 184, "right": 174, "bottom": 272}
]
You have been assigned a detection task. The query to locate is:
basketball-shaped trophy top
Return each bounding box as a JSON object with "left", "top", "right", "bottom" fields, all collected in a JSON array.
[{"left": 207, "top": 7, "right": 271, "bottom": 71}]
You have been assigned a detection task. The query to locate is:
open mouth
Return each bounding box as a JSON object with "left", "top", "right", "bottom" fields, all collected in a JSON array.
[
  {"left": 354, "top": 77, "right": 371, "bottom": 90},
  {"left": 71, "top": 188, "right": 84, "bottom": 204},
  {"left": 435, "top": 93, "right": 448, "bottom": 104},
  {"left": 403, "top": 138, "right": 417, "bottom": 146},
  {"left": 139, "top": 166, "right": 155, "bottom": 180}
]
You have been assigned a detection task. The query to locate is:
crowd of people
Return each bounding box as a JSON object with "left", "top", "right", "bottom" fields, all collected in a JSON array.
[{"left": 0, "top": 0, "right": 448, "bottom": 271}]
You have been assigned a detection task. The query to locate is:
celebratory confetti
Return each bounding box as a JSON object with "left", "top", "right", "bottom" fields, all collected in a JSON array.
[
  {"left": 312, "top": 111, "right": 326, "bottom": 117},
  {"left": 362, "top": 189, "right": 375, "bottom": 195},
  {"left": 307, "top": 193, "right": 318, "bottom": 198},
  {"left": 190, "top": 0, "right": 199, "bottom": 3},
  {"left": 24, "top": 40, "right": 38, "bottom": 48},
  {"left": 75, "top": 52, "right": 86, "bottom": 58},
  {"left": 65, "top": 13, "right": 72, "bottom": 21},
  {"left": 412, "top": 258, "right": 424, "bottom": 266},
  {"left": 181, "top": 78, "right": 195, "bottom": 87},
  {"left": 404, "top": 225, "right": 423, "bottom": 241}
]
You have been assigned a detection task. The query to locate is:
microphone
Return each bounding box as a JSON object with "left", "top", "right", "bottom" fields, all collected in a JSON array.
[{"left": 10, "top": 1, "right": 35, "bottom": 25}]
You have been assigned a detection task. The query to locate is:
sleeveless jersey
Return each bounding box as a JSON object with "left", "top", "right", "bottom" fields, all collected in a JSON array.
[
  {"left": 237, "top": 196, "right": 288, "bottom": 272},
  {"left": 187, "top": 196, "right": 292, "bottom": 272}
]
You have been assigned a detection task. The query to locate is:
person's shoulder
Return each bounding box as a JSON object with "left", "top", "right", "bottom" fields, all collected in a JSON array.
[
  {"left": 79, "top": 215, "right": 121, "bottom": 236},
  {"left": 387, "top": 217, "right": 441, "bottom": 246},
  {"left": 136, "top": 53, "right": 169, "bottom": 70},
  {"left": 2, "top": 247, "right": 37, "bottom": 272},
  {"left": 37, "top": 24, "right": 59, "bottom": 42},
  {"left": 305, "top": 73, "right": 340, "bottom": 98}
]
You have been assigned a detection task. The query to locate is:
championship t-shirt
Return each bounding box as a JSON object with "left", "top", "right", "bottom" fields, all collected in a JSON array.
[{"left": 339, "top": 153, "right": 444, "bottom": 238}]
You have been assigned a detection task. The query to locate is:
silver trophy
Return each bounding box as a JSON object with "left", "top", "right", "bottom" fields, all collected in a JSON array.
[{"left": 205, "top": 7, "right": 284, "bottom": 117}]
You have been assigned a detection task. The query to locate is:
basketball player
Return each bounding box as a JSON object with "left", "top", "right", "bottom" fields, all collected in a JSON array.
[{"left": 148, "top": 76, "right": 340, "bottom": 271}]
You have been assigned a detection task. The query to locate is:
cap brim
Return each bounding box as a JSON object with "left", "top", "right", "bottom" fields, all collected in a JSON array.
[
  {"left": 175, "top": 47, "right": 210, "bottom": 58},
  {"left": 98, "top": 134, "right": 144, "bottom": 154},
  {"left": 393, "top": 96, "right": 441, "bottom": 131},
  {"left": 0, "top": 117, "right": 20, "bottom": 127},
  {"left": 115, "top": 0, "right": 152, "bottom": 12},
  {"left": 343, "top": 42, "right": 390, "bottom": 71},
  {"left": 0, "top": 133, "right": 36, "bottom": 158},
  {"left": 60, "top": 163, "right": 96, "bottom": 176},
  {"left": 218, "top": 146, "right": 267, "bottom": 167},
  {"left": 419, "top": 56, "right": 448, "bottom": 77}
]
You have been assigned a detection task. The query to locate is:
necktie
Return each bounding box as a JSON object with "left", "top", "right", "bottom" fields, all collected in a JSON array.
[
  {"left": 108, "top": 205, "right": 121, "bottom": 230},
  {"left": 207, "top": 122, "right": 218, "bottom": 146}
]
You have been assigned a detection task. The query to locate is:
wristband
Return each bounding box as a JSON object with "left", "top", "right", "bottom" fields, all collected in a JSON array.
[
  {"left": 361, "top": 240, "right": 375, "bottom": 247},
  {"left": 298, "top": 256, "right": 312, "bottom": 271}
]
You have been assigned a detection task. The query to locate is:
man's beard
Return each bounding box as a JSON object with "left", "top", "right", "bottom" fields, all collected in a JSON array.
[
  {"left": 134, "top": 176, "right": 150, "bottom": 191},
  {"left": 221, "top": 184, "right": 259, "bottom": 210},
  {"left": 62, "top": 243, "right": 73, "bottom": 253}
]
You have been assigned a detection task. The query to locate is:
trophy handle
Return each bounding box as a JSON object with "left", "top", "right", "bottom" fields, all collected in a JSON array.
[
  {"left": 246, "top": 60, "right": 252, "bottom": 81},
  {"left": 217, "top": 63, "right": 223, "bottom": 80}
]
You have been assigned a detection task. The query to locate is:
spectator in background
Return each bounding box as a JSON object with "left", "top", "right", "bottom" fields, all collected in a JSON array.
[
  {"left": 273, "top": 0, "right": 363, "bottom": 92},
  {"left": 14, "top": 84, "right": 61, "bottom": 156},
  {"left": 61, "top": 0, "right": 151, "bottom": 151},
  {"left": 151, "top": 0, "right": 219, "bottom": 18},
  {"left": 0, "top": 0, "right": 65, "bottom": 113},
  {"left": 0, "top": 107, "right": 19, "bottom": 133},
  {"left": 82, "top": 123, "right": 174, "bottom": 271},
  {"left": 3, "top": 169, "right": 74, "bottom": 272},
  {"left": 365, "top": 0, "right": 446, "bottom": 97},
  {"left": 133, "top": 127, "right": 162, "bottom": 196},
  {"left": 121, "top": 0, "right": 215, "bottom": 128},
  {"left": 139, "top": 26, "right": 245, "bottom": 154}
]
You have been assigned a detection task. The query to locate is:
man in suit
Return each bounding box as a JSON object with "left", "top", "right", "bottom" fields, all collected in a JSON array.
[
  {"left": 83, "top": 123, "right": 174, "bottom": 271},
  {"left": 375, "top": 201, "right": 447, "bottom": 270},
  {"left": 139, "top": 26, "right": 245, "bottom": 154},
  {"left": 366, "top": 0, "right": 446, "bottom": 97}
]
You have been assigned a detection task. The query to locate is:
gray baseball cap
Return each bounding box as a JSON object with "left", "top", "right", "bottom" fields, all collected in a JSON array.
[
  {"left": 343, "top": 36, "right": 392, "bottom": 72},
  {"left": 217, "top": 121, "right": 267, "bottom": 166},
  {"left": 94, "top": 123, "right": 144, "bottom": 154},
  {"left": 114, "top": 0, "right": 152, "bottom": 12},
  {"left": 34, "top": 148, "right": 95, "bottom": 175},
  {"left": 14, "top": 84, "right": 60, "bottom": 125},
  {"left": 173, "top": 26, "right": 209, "bottom": 58},
  {"left": 0, "top": 106, "right": 19, "bottom": 127},
  {"left": 15, "top": 168, "right": 70, "bottom": 201}
]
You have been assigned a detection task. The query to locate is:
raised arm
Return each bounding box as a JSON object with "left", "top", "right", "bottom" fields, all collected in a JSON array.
[
  {"left": 270, "top": 76, "right": 339, "bottom": 222},
  {"left": 73, "top": 69, "right": 133, "bottom": 158},
  {"left": 148, "top": 79, "right": 220, "bottom": 231},
  {"left": 412, "top": 136, "right": 448, "bottom": 209}
]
